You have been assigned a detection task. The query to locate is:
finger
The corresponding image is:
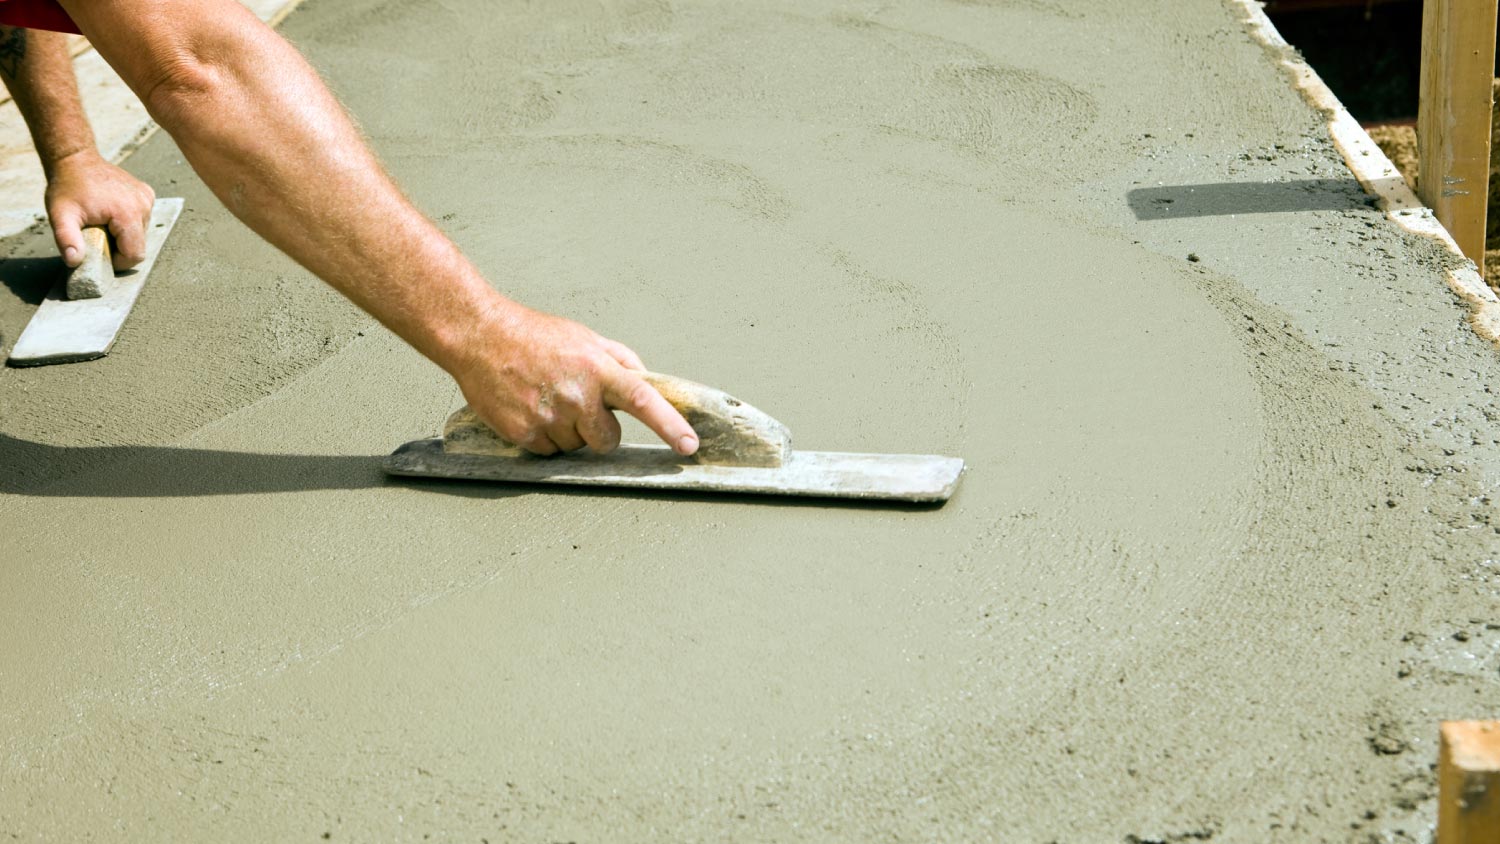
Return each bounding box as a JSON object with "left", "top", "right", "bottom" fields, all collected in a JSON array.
[
  {"left": 600, "top": 338, "right": 646, "bottom": 371},
  {"left": 49, "top": 204, "right": 85, "bottom": 268},
  {"left": 577, "top": 405, "right": 623, "bottom": 454},
  {"left": 545, "top": 422, "right": 586, "bottom": 453},
  {"left": 109, "top": 215, "right": 148, "bottom": 270},
  {"left": 472, "top": 404, "right": 557, "bottom": 455},
  {"left": 518, "top": 432, "right": 560, "bottom": 456},
  {"left": 604, "top": 370, "right": 698, "bottom": 456}
]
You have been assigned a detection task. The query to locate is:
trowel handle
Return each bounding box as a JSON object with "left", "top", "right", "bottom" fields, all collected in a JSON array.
[
  {"left": 639, "top": 372, "right": 734, "bottom": 415},
  {"left": 636, "top": 372, "right": 792, "bottom": 466},
  {"left": 64, "top": 227, "right": 114, "bottom": 301},
  {"left": 81, "top": 226, "right": 110, "bottom": 261}
]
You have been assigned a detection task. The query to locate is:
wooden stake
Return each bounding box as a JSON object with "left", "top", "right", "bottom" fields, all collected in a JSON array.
[
  {"left": 1417, "top": 0, "right": 1499, "bottom": 278},
  {"left": 1439, "top": 721, "right": 1500, "bottom": 844}
]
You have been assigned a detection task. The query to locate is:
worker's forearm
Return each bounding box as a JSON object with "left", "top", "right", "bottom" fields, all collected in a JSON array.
[
  {"left": 0, "top": 26, "right": 98, "bottom": 176},
  {"left": 155, "top": 47, "right": 510, "bottom": 373},
  {"left": 61, "top": 1, "right": 516, "bottom": 373}
]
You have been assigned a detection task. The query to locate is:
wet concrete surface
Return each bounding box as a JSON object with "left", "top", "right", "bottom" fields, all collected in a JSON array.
[{"left": 2, "top": 1, "right": 1499, "bottom": 840}]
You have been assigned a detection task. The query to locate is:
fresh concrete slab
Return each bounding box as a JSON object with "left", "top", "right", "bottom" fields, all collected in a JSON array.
[{"left": 1, "top": 0, "right": 1498, "bottom": 841}]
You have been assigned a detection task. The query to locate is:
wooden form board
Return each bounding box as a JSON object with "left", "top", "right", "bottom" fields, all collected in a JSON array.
[
  {"left": 1418, "top": 0, "right": 1500, "bottom": 278},
  {"left": 1440, "top": 721, "right": 1500, "bottom": 844}
]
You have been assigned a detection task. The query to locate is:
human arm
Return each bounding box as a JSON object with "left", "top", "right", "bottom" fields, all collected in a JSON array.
[
  {"left": 0, "top": 25, "right": 155, "bottom": 268},
  {"left": 54, "top": 0, "right": 698, "bottom": 456}
]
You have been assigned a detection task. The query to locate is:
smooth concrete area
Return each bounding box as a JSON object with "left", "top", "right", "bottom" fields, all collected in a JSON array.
[{"left": 2, "top": 1, "right": 1499, "bottom": 840}]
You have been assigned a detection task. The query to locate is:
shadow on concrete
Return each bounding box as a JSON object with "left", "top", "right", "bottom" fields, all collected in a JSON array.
[
  {"left": 0, "top": 433, "right": 942, "bottom": 509},
  {"left": 0, "top": 259, "right": 61, "bottom": 311},
  {"left": 1127, "top": 178, "right": 1378, "bottom": 220},
  {"left": 0, "top": 432, "right": 387, "bottom": 497},
  {"left": 0, "top": 256, "right": 60, "bottom": 307}
]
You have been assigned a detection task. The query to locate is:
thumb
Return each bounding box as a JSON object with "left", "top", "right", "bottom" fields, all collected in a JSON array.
[{"left": 49, "top": 204, "right": 84, "bottom": 268}]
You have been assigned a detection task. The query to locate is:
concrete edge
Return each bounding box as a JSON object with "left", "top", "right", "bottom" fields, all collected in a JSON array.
[
  {"left": 1229, "top": 0, "right": 1500, "bottom": 344},
  {"left": 0, "top": 0, "right": 307, "bottom": 238}
]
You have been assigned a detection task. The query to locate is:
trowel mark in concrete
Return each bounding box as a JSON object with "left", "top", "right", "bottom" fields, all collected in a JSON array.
[
  {"left": 372, "top": 134, "right": 794, "bottom": 224},
  {"left": 821, "top": 248, "right": 969, "bottom": 429},
  {"left": 920, "top": 260, "right": 1496, "bottom": 841},
  {"left": 531, "top": 134, "right": 796, "bottom": 223},
  {"left": 606, "top": 0, "right": 679, "bottom": 47},
  {"left": 953, "top": 62, "right": 1094, "bottom": 145},
  {"left": 586, "top": 8, "right": 1104, "bottom": 166},
  {"left": 819, "top": 12, "right": 1100, "bottom": 173},
  {"left": 290, "top": 0, "right": 446, "bottom": 47},
  {"left": 884, "top": 62, "right": 1098, "bottom": 161},
  {"left": 303, "top": 0, "right": 676, "bottom": 135}
]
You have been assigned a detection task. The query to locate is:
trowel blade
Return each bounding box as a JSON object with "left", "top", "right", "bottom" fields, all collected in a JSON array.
[
  {"left": 6, "top": 198, "right": 185, "bottom": 366},
  {"left": 383, "top": 438, "right": 964, "bottom": 503}
]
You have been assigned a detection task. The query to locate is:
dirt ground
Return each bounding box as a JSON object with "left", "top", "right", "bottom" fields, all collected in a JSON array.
[{"left": 3, "top": 1, "right": 1500, "bottom": 841}]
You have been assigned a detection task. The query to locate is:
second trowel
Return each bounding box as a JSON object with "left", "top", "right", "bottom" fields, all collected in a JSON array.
[{"left": 7, "top": 198, "right": 185, "bottom": 366}]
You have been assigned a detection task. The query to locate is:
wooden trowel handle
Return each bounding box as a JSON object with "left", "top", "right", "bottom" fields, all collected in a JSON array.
[
  {"left": 64, "top": 227, "right": 114, "bottom": 301},
  {"left": 638, "top": 372, "right": 792, "bottom": 466},
  {"left": 443, "top": 371, "right": 793, "bottom": 467}
]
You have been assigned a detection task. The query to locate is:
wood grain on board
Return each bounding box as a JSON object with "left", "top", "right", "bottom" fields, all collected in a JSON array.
[
  {"left": 1418, "top": 0, "right": 1500, "bottom": 276},
  {"left": 1439, "top": 721, "right": 1500, "bottom": 844}
]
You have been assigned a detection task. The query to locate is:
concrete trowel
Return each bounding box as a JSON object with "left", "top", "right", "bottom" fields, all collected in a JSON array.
[
  {"left": 7, "top": 198, "right": 184, "bottom": 366},
  {"left": 384, "top": 372, "right": 964, "bottom": 502}
]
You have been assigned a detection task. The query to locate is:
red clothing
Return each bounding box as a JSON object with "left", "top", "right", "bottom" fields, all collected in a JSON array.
[{"left": 0, "top": 0, "right": 79, "bottom": 34}]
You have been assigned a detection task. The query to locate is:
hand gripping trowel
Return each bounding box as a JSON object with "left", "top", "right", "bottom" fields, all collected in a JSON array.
[
  {"left": 7, "top": 198, "right": 184, "bottom": 366},
  {"left": 384, "top": 372, "right": 964, "bottom": 502}
]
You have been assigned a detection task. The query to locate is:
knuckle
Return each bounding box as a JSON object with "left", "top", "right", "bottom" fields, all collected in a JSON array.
[
  {"left": 574, "top": 356, "right": 608, "bottom": 384},
  {"left": 556, "top": 386, "right": 590, "bottom": 413},
  {"left": 530, "top": 391, "right": 559, "bottom": 424},
  {"left": 521, "top": 435, "right": 556, "bottom": 455},
  {"left": 576, "top": 412, "right": 603, "bottom": 437},
  {"left": 628, "top": 382, "right": 653, "bottom": 411},
  {"left": 545, "top": 425, "right": 581, "bottom": 449},
  {"left": 488, "top": 415, "right": 528, "bottom": 441}
]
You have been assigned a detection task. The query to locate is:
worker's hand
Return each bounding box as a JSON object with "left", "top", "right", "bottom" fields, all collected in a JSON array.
[
  {"left": 44, "top": 150, "right": 156, "bottom": 271},
  {"left": 450, "top": 305, "right": 700, "bottom": 457}
]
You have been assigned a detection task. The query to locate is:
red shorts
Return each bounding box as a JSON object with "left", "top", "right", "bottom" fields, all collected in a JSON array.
[{"left": 0, "top": 0, "right": 79, "bottom": 34}]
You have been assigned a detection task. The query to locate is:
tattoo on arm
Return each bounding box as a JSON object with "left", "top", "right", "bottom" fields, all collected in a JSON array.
[{"left": 0, "top": 27, "right": 27, "bottom": 79}]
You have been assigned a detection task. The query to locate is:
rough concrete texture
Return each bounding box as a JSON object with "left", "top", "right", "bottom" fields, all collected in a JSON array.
[{"left": 2, "top": 0, "right": 1499, "bottom": 840}]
